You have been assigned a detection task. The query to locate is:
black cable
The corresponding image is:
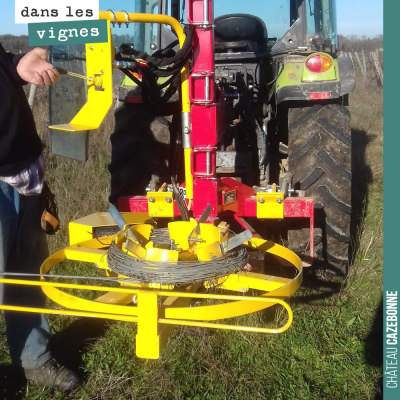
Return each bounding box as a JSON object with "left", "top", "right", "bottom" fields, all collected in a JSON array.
[
  {"left": 254, "top": 58, "right": 283, "bottom": 90},
  {"left": 116, "top": 25, "right": 193, "bottom": 105},
  {"left": 269, "top": 50, "right": 304, "bottom": 57},
  {"left": 267, "top": 60, "right": 284, "bottom": 86}
]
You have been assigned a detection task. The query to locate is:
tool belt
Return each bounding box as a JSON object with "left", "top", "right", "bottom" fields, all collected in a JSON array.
[{"left": 41, "top": 181, "right": 60, "bottom": 235}]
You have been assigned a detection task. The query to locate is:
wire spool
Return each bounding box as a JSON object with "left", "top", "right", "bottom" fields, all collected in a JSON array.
[
  {"left": 107, "top": 228, "right": 249, "bottom": 286},
  {"left": 149, "top": 228, "right": 171, "bottom": 246}
]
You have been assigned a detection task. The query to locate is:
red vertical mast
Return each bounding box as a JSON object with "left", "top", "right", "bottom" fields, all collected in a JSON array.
[{"left": 187, "top": 0, "right": 220, "bottom": 220}]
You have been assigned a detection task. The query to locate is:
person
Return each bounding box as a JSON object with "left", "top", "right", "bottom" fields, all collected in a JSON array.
[{"left": 0, "top": 44, "right": 81, "bottom": 391}]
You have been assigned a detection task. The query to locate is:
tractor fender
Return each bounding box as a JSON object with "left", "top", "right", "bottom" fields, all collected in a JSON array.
[
  {"left": 276, "top": 57, "right": 356, "bottom": 104},
  {"left": 276, "top": 56, "right": 355, "bottom": 104},
  {"left": 337, "top": 56, "right": 356, "bottom": 96},
  {"left": 276, "top": 81, "right": 340, "bottom": 103}
]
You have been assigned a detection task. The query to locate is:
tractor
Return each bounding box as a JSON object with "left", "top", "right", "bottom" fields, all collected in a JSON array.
[{"left": 0, "top": 0, "right": 355, "bottom": 359}]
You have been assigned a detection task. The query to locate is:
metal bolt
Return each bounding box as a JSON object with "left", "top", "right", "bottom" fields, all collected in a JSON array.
[
  {"left": 149, "top": 197, "right": 155, "bottom": 203},
  {"left": 277, "top": 198, "right": 283, "bottom": 204},
  {"left": 258, "top": 197, "right": 265, "bottom": 204},
  {"left": 89, "top": 46, "right": 94, "bottom": 50},
  {"left": 166, "top": 197, "right": 172, "bottom": 203},
  {"left": 100, "top": 69, "right": 104, "bottom": 73},
  {"left": 183, "top": 127, "right": 189, "bottom": 134}
]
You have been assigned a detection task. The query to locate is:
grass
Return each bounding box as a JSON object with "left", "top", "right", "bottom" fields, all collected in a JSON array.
[{"left": 0, "top": 75, "right": 383, "bottom": 400}]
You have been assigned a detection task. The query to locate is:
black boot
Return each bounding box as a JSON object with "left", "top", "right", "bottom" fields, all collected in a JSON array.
[{"left": 24, "top": 358, "right": 81, "bottom": 392}]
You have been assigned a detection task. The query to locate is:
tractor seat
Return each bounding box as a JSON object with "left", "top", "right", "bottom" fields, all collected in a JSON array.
[{"left": 214, "top": 14, "right": 268, "bottom": 53}]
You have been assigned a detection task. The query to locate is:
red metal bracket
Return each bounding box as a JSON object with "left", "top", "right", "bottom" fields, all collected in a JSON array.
[
  {"left": 187, "top": 0, "right": 213, "bottom": 26},
  {"left": 191, "top": 148, "right": 216, "bottom": 177},
  {"left": 189, "top": 72, "right": 215, "bottom": 105}
]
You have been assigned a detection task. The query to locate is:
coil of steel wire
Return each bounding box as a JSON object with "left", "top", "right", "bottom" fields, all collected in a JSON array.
[
  {"left": 107, "top": 228, "right": 248, "bottom": 285},
  {"left": 149, "top": 228, "right": 171, "bottom": 246}
]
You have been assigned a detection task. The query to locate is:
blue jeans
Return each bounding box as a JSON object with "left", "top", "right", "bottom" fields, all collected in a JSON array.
[{"left": 0, "top": 180, "right": 51, "bottom": 368}]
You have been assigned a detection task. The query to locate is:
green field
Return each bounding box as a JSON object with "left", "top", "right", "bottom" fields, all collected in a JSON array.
[{"left": 0, "top": 73, "right": 383, "bottom": 400}]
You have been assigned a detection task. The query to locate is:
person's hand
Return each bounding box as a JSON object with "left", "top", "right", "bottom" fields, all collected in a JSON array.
[{"left": 16, "top": 47, "right": 60, "bottom": 86}]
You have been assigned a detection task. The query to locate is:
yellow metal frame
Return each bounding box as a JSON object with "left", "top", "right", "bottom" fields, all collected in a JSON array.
[
  {"left": 0, "top": 220, "right": 302, "bottom": 359},
  {"left": 184, "top": 148, "right": 194, "bottom": 200},
  {"left": 49, "top": 20, "right": 114, "bottom": 132},
  {"left": 69, "top": 212, "right": 156, "bottom": 245}
]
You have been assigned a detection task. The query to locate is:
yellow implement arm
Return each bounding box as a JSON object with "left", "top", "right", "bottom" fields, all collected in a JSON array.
[{"left": 49, "top": 12, "right": 190, "bottom": 132}]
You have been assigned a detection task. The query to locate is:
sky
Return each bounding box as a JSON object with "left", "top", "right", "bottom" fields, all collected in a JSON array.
[{"left": 0, "top": 0, "right": 384, "bottom": 38}]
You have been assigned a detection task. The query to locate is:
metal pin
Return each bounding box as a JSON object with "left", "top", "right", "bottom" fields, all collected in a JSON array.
[
  {"left": 205, "top": 76, "right": 210, "bottom": 101},
  {"left": 203, "top": 0, "right": 209, "bottom": 24},
  {"left": 206, "top": 151, "right": 211, "bottom": 175}
]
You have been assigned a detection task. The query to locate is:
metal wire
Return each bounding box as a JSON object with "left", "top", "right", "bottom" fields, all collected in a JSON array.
[
  {"left": 149, "top": 228, "right": 171, "bottom": 245},
  {"left": 1, "top": 229, "right": 249, "bottom": 286},
  {"left": 107, "top": 241, "right": 248, "bottom": 286},
  {"left": 0, "top": 272, "right": 129, "bottom": 282}
]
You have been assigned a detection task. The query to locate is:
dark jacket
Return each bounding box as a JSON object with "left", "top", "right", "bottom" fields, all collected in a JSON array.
[{"left": 0, "top": 43, "right": 42, "bottom": 176}]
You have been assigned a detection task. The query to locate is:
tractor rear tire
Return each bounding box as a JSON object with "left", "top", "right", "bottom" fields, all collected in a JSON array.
[{"left": 287, "top": 104, "right": 352, "bottom": 269}]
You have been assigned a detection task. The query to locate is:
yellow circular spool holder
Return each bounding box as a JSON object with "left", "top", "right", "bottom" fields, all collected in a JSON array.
[{"left": 0, "top": 223, "right": 303, "bottom": 359}]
